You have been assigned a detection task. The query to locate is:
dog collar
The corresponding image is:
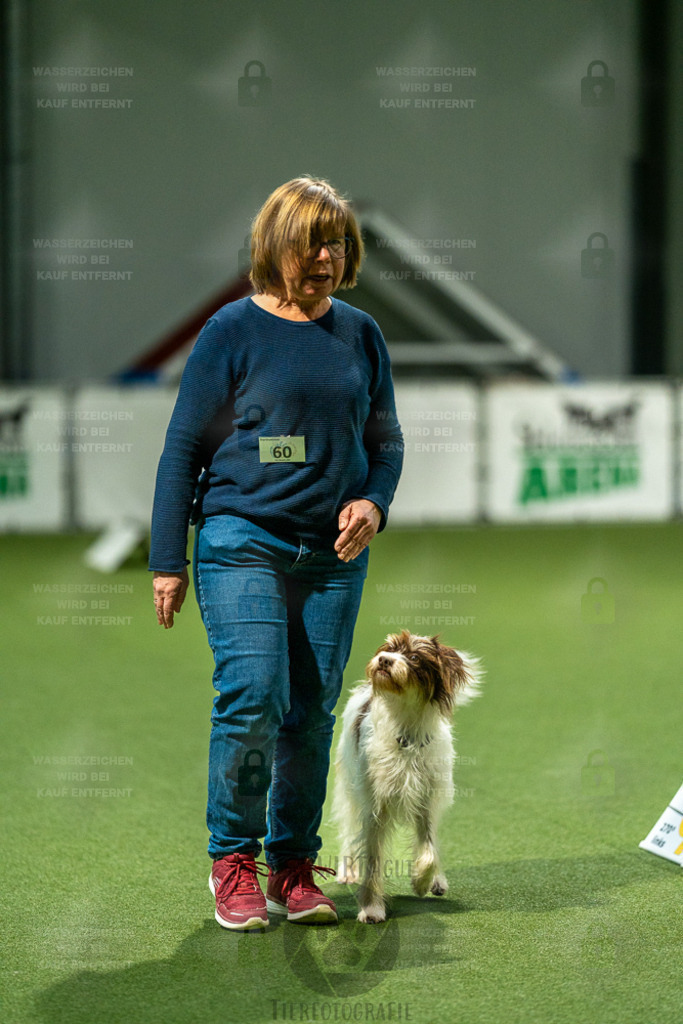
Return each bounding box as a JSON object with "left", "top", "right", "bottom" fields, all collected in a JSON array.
[{"left": 397, "top": 733, "right": 432, "bottom": 749}]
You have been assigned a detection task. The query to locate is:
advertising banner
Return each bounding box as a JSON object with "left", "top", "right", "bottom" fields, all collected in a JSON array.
[
  {"left": 4, "top": 381, "right": 679, "bottom": 534},
  {"left": 485, "top": 382, "right": 674, "bottom": 522},
  {"left": 391, "top": 382, "right": 479, "bottom": 523},
  {"left": 0, "top": 388, "right": 68, "bottom": 530}
]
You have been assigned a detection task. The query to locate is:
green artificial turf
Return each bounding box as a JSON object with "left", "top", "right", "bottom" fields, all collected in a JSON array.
[{"left": 1, "top": 523, "right": 681, "bottom": 1024}]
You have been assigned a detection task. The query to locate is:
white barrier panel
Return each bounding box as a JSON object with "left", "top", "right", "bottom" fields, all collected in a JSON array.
[
  {"left": 74, "top": 383, "right": 479, "bottom": 530},
  {"left": 391, "top": 382, "right": 478, "bottom": 523},
  {"left": 485, "top": 382, "right": 674, "bottom": 522},
  {"left": 8, "top": 381, "right": 681, "bottom": 533},
  {"left": 0, "top": 388, "right": 68, "bottom": 530},
  {"left": 73, "top": 387, "right": 176, "bottom": 528}
]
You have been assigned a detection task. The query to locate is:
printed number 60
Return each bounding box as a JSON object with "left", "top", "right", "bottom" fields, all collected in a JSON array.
[{"left": 273, "top": 445, "right": 292, "bottom": 459}]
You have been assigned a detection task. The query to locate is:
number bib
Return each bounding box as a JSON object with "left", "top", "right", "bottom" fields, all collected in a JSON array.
[{"left": 258, "top": 436, "right": 306, "bottom": 463}]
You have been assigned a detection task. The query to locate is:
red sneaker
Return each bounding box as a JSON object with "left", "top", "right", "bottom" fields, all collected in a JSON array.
[
  {"left": 209, "top": 853, "right": 269, "bottom": 930},
  {"left": 266, "top": 858, "right": 337, "bottom": 924}
]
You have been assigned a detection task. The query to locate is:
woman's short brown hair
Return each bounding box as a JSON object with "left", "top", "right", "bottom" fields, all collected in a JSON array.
[{"left": 249, "top": 175, "right": 364, "bottom": 294}]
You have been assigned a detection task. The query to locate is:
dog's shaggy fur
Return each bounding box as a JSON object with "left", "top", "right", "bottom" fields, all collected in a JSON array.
[{"left": 333, "top": 630, "right": 482, "bottom": 923}]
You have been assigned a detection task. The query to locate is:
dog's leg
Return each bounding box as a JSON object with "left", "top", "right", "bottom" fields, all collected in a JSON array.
[
  {"left": 357, "top": 812, "right": 388, "bottom": 923},
  {"left": 411, "top": 810, "right": 447, "bottom": 898},
  {"left": 333, "top": 753, "right": 362, "bottom": 883},
  {"left": 335, "top": 791, "right": 362, "bottom": 884},
  {"left": 334, "top": 787, "right": 358, "bottom": 883},
  {"left": 337, "top": 830, "right": 361, "bottom": 885}
]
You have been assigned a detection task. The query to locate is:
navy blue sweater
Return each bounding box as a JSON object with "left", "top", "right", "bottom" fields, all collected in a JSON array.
[{"left": 149, "top": 296, "right": 404, "bottom": 571}]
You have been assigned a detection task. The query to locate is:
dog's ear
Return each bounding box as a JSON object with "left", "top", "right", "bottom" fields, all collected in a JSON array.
[{"left": 435, "top": 642, "right": 482, "bottom": 712}]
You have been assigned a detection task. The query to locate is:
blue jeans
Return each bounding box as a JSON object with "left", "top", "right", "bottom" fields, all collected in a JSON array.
[{"left": 193, "top": 513, "right": 368, "bottom": 869}]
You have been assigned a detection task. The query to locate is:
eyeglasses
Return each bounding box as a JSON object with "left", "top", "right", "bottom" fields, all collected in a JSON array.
[{"left": 307, "top": 236, "right": 352, "bottom": 260}]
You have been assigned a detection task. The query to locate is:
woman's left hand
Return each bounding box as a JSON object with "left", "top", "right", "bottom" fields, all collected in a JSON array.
[{"left": 335, "top": 500, "right": 382, "bottom": 562}]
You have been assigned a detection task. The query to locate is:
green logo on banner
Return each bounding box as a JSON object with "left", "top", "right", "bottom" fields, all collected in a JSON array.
[
  {"left": 519, "top": 447, "right": 639, "bottom": 504},
  {"left": 517, "top": 399, "right": 640, "bottom": 506},
  {"left": 0, "top": 402, "right": 30, "bottom": 498}
]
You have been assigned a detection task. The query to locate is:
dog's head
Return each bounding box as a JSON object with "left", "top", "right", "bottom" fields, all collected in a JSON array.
[{"left": 366, "top": 630, "right": 481, "bottom": 714}]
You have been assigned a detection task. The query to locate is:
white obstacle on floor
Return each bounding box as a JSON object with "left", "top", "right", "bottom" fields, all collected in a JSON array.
[{"left": 639, "top": 783, "right": 683, "bottom": 866}]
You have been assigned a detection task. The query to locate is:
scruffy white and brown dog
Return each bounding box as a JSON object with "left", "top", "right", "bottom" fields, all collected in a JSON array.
[{"left": 333, "top": 630, "right": 482, "bottom": 923}]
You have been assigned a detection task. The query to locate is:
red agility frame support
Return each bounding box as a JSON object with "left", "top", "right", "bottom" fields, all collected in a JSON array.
[{"left": 121, "top": 277, "right": 252, "bottom": 379}]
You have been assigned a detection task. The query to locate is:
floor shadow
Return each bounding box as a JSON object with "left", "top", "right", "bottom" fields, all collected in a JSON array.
[
  {"left": 34, "top": 850, "right": 664, "bottom": 1024},
  {"left": 335, "top": 847, "right": 665, "bottom": 917}
]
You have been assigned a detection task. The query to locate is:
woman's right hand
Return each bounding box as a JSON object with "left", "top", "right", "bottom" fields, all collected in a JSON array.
[{"left": 153, "top": 569, "right": 190, "bottom": 629}]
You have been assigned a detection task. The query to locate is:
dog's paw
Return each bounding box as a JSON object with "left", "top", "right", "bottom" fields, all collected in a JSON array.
[
  {"left": 411, "top": 874, "right": 433, "bottom": 898},
  {"left": 409, "top": 868, "right": 436, "bottom": 901},
  {"left": 357, "top": 905, "right": 386, "bottom": 924},
  {"left": 430, "top": 873, "right": 448, "bottom": 896}
]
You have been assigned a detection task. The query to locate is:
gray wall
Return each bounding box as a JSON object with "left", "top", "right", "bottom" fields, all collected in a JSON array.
[
  {"left": 668, "top": 0, "right": 683, "bottom": 375},
  {"left": 24, "top": 0, "right": 637, "bottom": 381}
]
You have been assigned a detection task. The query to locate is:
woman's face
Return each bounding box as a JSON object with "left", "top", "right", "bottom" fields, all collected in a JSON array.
[{"left": 278, "top": 236, "right": 346, "bottom": 305}]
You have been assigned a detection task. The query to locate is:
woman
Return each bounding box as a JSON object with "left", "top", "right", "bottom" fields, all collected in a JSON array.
[{"left": 150, "top": 176, "right": 404, "bottom": 930}]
